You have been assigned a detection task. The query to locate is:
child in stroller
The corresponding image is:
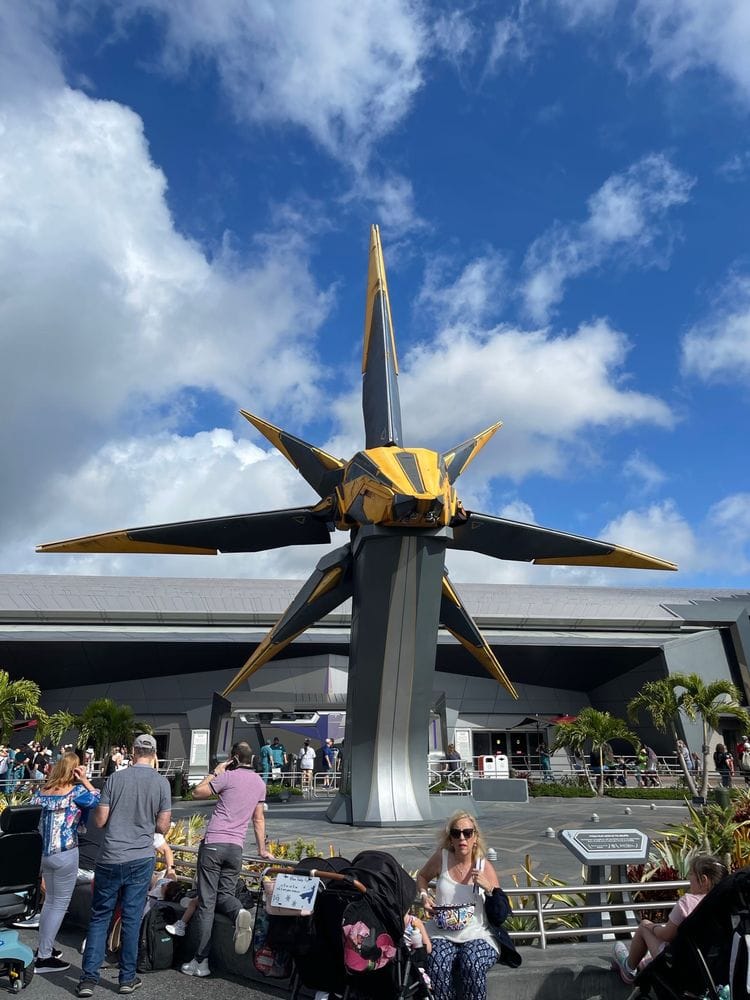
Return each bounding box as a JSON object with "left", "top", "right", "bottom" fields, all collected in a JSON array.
[
  {"left": 612, "top": 855, "right": 728, "bottom": 986},
  {"left": 629, "top": 865, "right": 750, "bottom": 1000},
  {"left": 260, "top": 850, "right": 432, "bottom": 1000}
]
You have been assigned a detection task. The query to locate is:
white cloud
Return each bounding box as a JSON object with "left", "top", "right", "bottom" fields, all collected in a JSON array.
[
  {"left": 344, "top": 170, "right": 426, "bottom": 238},
  {"left": 707, "top": 493, "right": 750, "bottom": 552},
  {"left": 552, "top": 0, "right": 750, "bottom": 107},
  {"left": 601, "top": 501, "right": 698, "bottom": 571},
  {"left": 416, "top": 252, "right": 508, "bottom": 327},
  {"left": 681, "top": 272, "right": 750, "bottom": 383},
  {"left": 116, "top": 0, "right": 429, "bottom": 168},
  {"left": 623, "top": 452, "right": 667, "bottom": 492},
  {"left": 632, "top": 0, "right": 750, "bottom": 105},
  {"left": 402, "top": 319, "right": 673, "bottom": 475},
  {"left": 717, "top": 151, "right": 750, "bottom": 182},
  {"left": 433, "top": 11, "right": 476, "bottom": 68},
  {"left": 484, "top": 15, "right": 531, "bottom": 75},
  {"left": 0, "top": 17, "right": 332, "bottom": 558},
  {"left": 24, "top": 428, "right": 331, "bottom": 580},
  {"left": 522, "top": 154, "right": 694, "bottom": 322}
]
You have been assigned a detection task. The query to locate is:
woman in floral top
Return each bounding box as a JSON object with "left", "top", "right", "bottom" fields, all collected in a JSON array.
[{"left": 31, "top": 752, "right": 99, "bottom": 974}]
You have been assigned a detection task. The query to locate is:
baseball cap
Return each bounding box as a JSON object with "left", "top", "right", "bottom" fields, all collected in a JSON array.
[{"left": 133, "top": 733, "right": 157, "bottom": 751}]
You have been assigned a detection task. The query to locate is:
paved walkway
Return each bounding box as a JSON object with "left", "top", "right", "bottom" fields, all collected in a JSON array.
[{"left": 20, "top": 794, "right": 691, "bottom": 1000}]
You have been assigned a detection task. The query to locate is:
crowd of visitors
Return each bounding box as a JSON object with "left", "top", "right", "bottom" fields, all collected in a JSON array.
[{"left": 0, "top": 730, "right": 744, "bottom": 997}]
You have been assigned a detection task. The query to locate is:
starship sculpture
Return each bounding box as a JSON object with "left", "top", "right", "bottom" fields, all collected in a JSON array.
[{"left": 39, "top": 225, "right": 676, "bottom": 824}]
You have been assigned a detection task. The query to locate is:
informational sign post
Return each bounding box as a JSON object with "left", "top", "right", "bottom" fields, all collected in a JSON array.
[
  {"left": 558, "top": 828, "right": 649, "bottom": 866},
  {"left": 558, "top": 828, "right": 650, "bottom": 937}
]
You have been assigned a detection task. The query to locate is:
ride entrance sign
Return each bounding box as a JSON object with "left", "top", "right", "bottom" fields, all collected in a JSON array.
[
  {"left": 558, "top": 828, "right": 650, "bottom": 938},
  {"left": 558, "top": 828, "right": 649, "bottom": 866}
]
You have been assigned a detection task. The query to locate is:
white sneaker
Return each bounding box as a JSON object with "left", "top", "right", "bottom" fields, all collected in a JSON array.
[
  {"left": 12, "top": 914, "right": 40, "bottom": 929},
  {"left": 166, "top": 919, "right": 186, "bottom": 937},
  {"left": 233, "top": 908, "right": 254, "bottom": 955},
  {"left": 180, "top": 959, "right": 210, "bottom": 977}
]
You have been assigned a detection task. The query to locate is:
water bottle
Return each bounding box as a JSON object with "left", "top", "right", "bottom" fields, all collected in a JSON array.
[
  {"left": 486, "top": 847, "right": 497, "bottom": 862},
  {"left": 408, "top": 924, "right": 423, "bottom": 949}
]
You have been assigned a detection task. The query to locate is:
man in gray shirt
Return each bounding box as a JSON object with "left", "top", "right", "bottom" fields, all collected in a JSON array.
[{"left": 77, "top": 733, "right": 171, "bottom": 998}]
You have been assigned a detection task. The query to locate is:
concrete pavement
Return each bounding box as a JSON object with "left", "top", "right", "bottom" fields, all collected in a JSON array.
[{"left": 19, "top": 793, "right": 691, "bottom": 999}]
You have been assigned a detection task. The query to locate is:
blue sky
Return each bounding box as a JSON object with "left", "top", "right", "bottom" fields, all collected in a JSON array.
[{"left": 2, "top": 0, "right": 749, "bottom": 590}]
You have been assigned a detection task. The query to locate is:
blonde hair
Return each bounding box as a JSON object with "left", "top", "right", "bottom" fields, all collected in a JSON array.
[
  {"left": 43, "top": 751, "right": 80, "bottom": 792},
  {"left": 439, "top": 810, "right": 487, "bottom": 862}
]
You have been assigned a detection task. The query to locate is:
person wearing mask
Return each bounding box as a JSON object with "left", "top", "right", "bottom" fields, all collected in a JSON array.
[
  {"left": 180, "top": 741, "right": 274, "bottom": 978},
  {"left": 31, "top": 752, "right": 100, "bottom": 973},
  {"left": 77, "top": 734, "right": 171, "bottom": 998}
]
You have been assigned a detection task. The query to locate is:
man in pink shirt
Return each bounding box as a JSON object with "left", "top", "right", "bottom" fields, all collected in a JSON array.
[{"left": 180, "top": 741, "right": 274, "bottom": 977}]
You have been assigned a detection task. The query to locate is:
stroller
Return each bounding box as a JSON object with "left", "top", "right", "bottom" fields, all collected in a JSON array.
[
  {"left": 0, "top": 805, "right": 43, "bottom": 992},
  {"left": 255, "top": 851, "right": 431, "bottom": 999},
  {"left": 630, "top": 868, "right": 750, "bottom": 1000}
]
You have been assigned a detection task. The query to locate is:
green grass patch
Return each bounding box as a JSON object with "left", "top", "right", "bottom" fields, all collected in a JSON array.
[{"left": 604, "top": 786, "right": 688, "bottom": 800}]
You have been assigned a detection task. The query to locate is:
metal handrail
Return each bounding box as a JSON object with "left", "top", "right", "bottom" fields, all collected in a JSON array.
[{"left": 504, "top": 878, "right": 690, "bottom": 948}]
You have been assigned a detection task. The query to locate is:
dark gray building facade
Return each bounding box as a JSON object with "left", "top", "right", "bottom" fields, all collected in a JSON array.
[{"left": 1, "top": 574, "right": 749, "bottom": 765}]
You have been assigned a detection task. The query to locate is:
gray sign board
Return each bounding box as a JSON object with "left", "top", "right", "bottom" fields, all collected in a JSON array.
[{"left": 558, "top": 828, "right": 650, "bottom": 865}]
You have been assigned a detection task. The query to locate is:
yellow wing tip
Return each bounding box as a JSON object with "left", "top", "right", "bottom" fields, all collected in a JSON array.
[{"left": 535, "top": 546, "right": 678, "bottom": 571}]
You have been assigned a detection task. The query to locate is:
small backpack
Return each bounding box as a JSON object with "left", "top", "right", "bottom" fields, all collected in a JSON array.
[
  {"left": 341, "top": 895, "right": 397, "bottom": 974},
  {"left": 137, "top": 903, "right": 180, "bottom": 972}
]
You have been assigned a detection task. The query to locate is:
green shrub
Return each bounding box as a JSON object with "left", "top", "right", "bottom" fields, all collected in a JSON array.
[
  {"left": 529, "top": 781, "right": 595, "bottom": 798},
  {"left": 604, "top": 787, "right": 687, "bottom": 800}
]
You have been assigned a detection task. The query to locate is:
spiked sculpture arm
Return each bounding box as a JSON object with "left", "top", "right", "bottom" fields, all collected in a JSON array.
[
  {"left": 362, "top": 225, "right": 403, "bottom": 449},
  {"left": 442, "top": 422, "right": 503, "bottom": 484},
  {"left": 440, "top": 575, "right": 517, "bottom": 697},
  {"left": 222, "top": 544, "right": 354, "bottom": 694},
  {"left": 448, "top": 511, "right": 677, "bottom": 570},
  {"left": 36, "top": 506, "right": 333, "bottom": 555},
  {"left": 240, "top": 410, "right": 345, "bottom": 498}
]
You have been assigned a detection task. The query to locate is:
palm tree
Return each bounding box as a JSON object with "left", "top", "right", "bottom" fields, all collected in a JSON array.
[
  {"left": 552, "top": 707, "right": 639, "bottom": 794},
  {"left": 0, "top": 670, "right": 44, "bottom": 744},
  {"left": 628, "top": 679, "right": 698, "bottom": 797},
  {"left": 77, "top": 698, "right": 153, "bottom": 759},
  {"left": 671, "top": 673, "right": 750, "bottom": 800},
  {"left": 36, "top": 710, "right": 79, "bottom": 748}
]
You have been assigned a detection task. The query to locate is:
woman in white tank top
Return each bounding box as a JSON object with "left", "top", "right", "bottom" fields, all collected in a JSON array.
[{"left": 416, "top": 811, "right": 501, "bottom": 1000}]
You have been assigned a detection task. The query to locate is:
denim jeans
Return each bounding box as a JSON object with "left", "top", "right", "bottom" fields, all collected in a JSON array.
[
  {"left": 80, "top": 856, "right": 155, "bottom": 985},
  {"left": 194, "top": 841, "right": 243, "bottom": 961}
]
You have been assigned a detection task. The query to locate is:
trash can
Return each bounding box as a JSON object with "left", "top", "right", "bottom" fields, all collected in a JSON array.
[{"left": 712, "top": 787, "right": 731, "bottom": 809}]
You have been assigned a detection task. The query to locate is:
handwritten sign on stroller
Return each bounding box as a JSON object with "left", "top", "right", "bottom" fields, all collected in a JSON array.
[{"left": 270, "top": 874, "right": 320, "bottom": 913}]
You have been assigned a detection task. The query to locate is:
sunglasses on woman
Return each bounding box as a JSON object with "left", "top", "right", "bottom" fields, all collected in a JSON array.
[{"left": 450, "top": 827, "right": 475, "bottom": 839}]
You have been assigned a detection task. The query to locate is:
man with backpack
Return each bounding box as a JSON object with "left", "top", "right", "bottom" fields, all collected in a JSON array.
[{"left": 180, "top": 741, "right": 273, "bottom": 978}]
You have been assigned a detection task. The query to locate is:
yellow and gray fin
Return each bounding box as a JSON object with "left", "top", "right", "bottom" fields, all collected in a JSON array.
[
  {"left": 36, "top": 506, "right": 332, "bottom": 556},
  {"left": 448, "top": 512, "right": 677, "bottom": 570},
  {"left": 442, "top": 421, "right": 502, "bottom": 484},
  {"left": 440, "top": 575, "right": 517, "bottom": 697},
  {"left": 222, "top": 544, "right": 353, "bottom": 695},
  {"left": 362, "top": 224, "right": 402, "bottom": 449},
  {"left": 241, "top": 410, "right": 345, "bottom": 498}
]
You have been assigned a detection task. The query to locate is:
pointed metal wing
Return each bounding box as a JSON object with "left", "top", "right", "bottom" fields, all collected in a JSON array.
[
  {"left": 36, "top": 505, "right": 333, "bottom": 555},
  {"left": 240, "top": 410, "right": 345, "bottom": 498},
  {"left": 448, "top": 512, "right": 677, "bottom": 570},
  {"left": 362, "top": 224, "right": 403, "bottom": 449},
  {"left": 222, "top": 544, "right": 354, "bottom": 694},
  {"left": 440, "top": 575, "right": 517, "bottom": 697},
  {"left": 442, "top": 421, "right": 503, "bottom": 484}
]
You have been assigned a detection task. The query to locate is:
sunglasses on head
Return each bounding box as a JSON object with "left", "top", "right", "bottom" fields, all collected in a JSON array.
[{"left": 450, "top": 827, "right": 475, "bottom": 839}]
